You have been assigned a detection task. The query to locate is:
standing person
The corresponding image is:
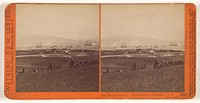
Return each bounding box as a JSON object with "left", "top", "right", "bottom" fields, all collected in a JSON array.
[
  {"left": 22, "top": 68, "right": 25, "bottom": 73},
  {"left": 69, "top": 58, "right": 75, "bottom": 68},
  {"left": 131, "top": 63, "right": 136, "bottom": 71},
  {"left": 48, "top": 63, "right": 53, "bottom": 71},
  {"left": 153, "top": 58, "right": 159, "bottom": 69}
]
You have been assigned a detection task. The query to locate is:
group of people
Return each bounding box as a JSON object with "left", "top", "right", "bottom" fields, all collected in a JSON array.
[
  {"left": 47, "top": 63, "right": 63, "bottom": 71},
  {"left": 103, "top": 64, "right": 148, "bottom": 74},
  {"left": 17, "top": 68, "right": 25, "bottom": 74},
  {"left": 17, "top": 58, "right": 99, "bottom": 74},
  {"left": 69, "top": 59, "right": 99, "bottom": 68},
  {"left": 153, "top": 59, "right": 184, "bottom": 69},
  {"left": 102, "top": 59, "right": 184, "bottom": 74},
  {"left": 17, "top": 67, "right": 44, "bottom": 74},
  {"left": 131, "top": 63, "right": 147, "bottom": 71},
  {"left": 17, "top": 58, "right": 184, "bottom": 74}
]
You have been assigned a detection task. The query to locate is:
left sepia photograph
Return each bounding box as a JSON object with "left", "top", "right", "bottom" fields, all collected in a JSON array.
[{"left": 16, "top": 4, "right": 99, "bottom": 92}]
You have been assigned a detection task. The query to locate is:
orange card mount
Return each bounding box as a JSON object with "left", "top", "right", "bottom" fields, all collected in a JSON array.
[{"left": 4, "top": 3, "right": 196, "bottom": 99}]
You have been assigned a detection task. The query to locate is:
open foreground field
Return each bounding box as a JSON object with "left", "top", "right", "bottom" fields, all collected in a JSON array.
[
  {"left": 16, "top": 55, "right": 99, "bottom": 92},
  {"left": 17, "top": 65, "right": 99, "bottom": 92},
  {"left": 102, "top": 65, "right": 184, "bottom": 92},
  {"left": 101, "top": 55, "right": 184, "bottom": 92}
]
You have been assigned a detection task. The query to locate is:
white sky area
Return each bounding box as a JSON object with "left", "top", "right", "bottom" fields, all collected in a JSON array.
[
  {"left": 102, "top": 4, "right": 184, "bottom": 41},
  {"left": 16, "top": 4, "right": 99, "bottom": 40},
  {"left": 16, "top": 4, "right": 184, "bottom": 48}
]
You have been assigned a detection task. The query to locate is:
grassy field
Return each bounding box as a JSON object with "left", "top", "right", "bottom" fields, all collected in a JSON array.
[
  {"left": 102, "top": 55, "right": 183, "bottom": 69},
  {"left": 17, "top": 65, "right": 99, "bottom": 92},
  {"left": 101, "top": 56, "right": 184, "bottom": 92},
  {"left": 17, "top": 55, "right": 98, "bottom": 71},
  {"left": 16, "top": 55, "right": 99, "bottom": 92},
  {"left": 102, "top": 65, "right": 184, "bottom": 92}
]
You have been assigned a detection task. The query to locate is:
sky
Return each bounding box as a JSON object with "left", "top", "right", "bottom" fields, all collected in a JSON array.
[
  {"left": 16, "top": 4, "right": 99, "bottom": 40},
  {"left": 102, "top": 4, "right": 184, "bottom": 42},
  {"left": 16, "top": 4, "right": 185, "bottom": 50}
]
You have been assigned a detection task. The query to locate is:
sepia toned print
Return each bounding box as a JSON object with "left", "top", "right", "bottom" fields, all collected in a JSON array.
[
  {"left": 4, "top": 3, "right": 196, "bottom": 99},
  {"left": 16, "top": 4, "right": 99, "bottom": 92},
  {"left": 101, "top": 4, "right": 185, "bottom": 92}
]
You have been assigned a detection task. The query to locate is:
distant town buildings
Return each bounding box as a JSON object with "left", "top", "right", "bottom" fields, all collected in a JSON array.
[{"left": 27, "top": 40, "right": 98, "bottom": 51}]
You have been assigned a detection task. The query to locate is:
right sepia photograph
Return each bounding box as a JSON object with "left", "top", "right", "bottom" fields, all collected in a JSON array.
[{"left": 101, "top": 4, "right": 185, "bottom": 92}]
